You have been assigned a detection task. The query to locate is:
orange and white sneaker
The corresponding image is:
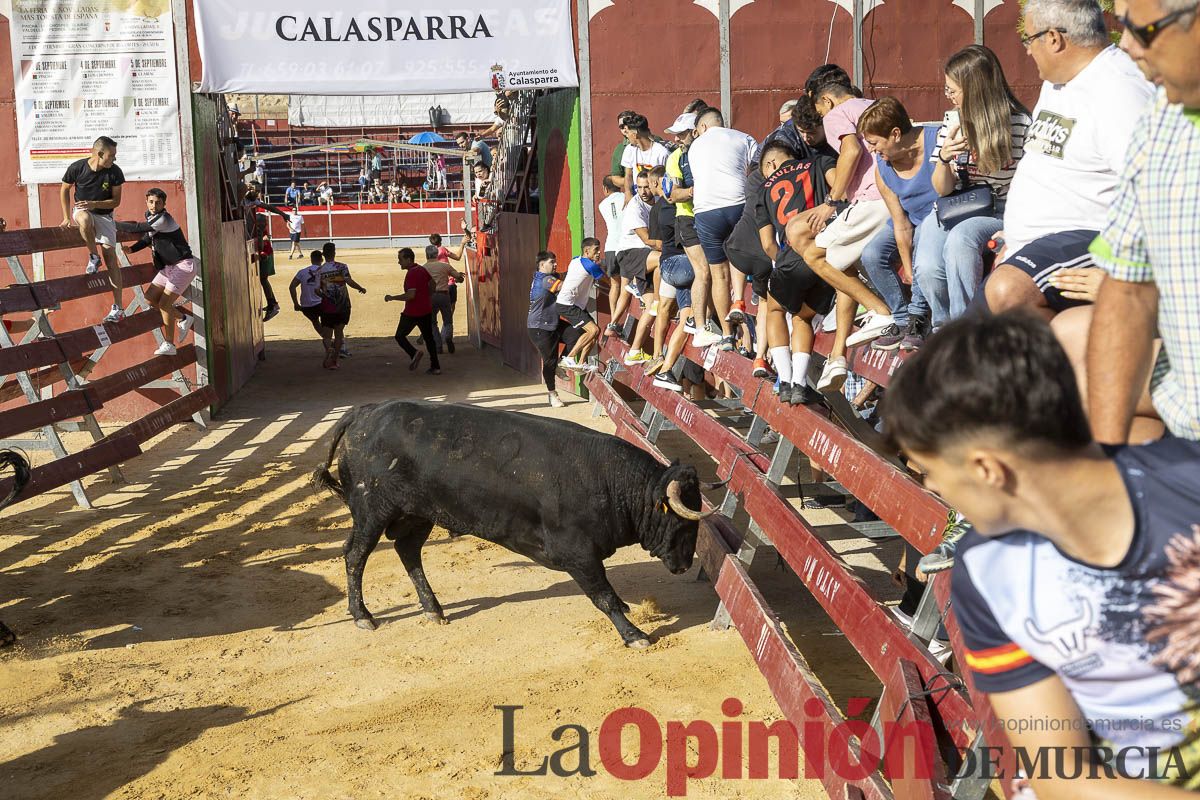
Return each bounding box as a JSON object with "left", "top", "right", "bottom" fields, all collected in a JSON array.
[{"left": 726, "top": 300, "right": 746, "bottom": 324}]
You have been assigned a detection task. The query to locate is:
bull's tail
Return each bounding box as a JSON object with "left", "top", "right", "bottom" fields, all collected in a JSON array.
[
  {"left": 311, "top": 409, "right": 358, "bottom": 503},
  {"left": 0, "top": 450, "right": 31, "bottom": 512}
]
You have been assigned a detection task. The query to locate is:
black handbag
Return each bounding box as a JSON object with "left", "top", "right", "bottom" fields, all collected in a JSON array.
[{"left": 935, "top": 162, "right": 995, "bottom": 230}]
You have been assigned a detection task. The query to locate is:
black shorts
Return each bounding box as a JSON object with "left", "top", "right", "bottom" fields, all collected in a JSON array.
[
  {"left": 301, "top": 305, "right": 323, "bottom": 325},
  {"left": 675, "top": 214, "right": 700, "bottom": 249},
  {"left": 1001, "top": 229, "right": 1099, "bottom": 313},
  {"left": 768, "top": 247, "right": 835, "bottom": 316},
  {"left": 617, "top": 248, "right": 650, "bottom": 280},
  {"left": 558, "top": 304, "right": 593, "bottom": 330},
  {"left": 671, "top": 357, "right": 705, "bottom": 387},
  {"left": 320, "top": 309, "right": 351, "bottom": 328},
  {"left": 557, "top": 318, "right": 582, "bottom": 351},
  {"left": 290, "top": 232, "right": 301, "bottom": 243},
  {"left": 605, "top": 250, "right": 620, "bottom": 277},
  {"left": 725, "top": 231, "right": 773, "bottom": 300}
]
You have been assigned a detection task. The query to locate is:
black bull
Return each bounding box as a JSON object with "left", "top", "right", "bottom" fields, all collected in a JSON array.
[
  {"left": 312, "top": 401, "right": 721, "bottom": 647},
  {"left": 0, "top": 449, "right": 32, "bottom": 648}
]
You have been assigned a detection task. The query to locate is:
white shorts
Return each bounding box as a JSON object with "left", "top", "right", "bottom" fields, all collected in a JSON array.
[
  {"left": 84, "top": 211, "right": 118, "bottom": 247},
  {"left": 814, "top": 199, "right": 889, "bottom": 271}
]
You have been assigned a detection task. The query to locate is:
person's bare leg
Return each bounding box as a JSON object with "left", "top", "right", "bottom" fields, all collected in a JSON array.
[
  {"left": 709, "top": 262, "right": 733, "bottom": 336},
  {"left": 101, "top": 245, "right": 123, "bottom": 306},
  {"left": 984, "top": 265, "right": 1054, "bottom": 320},
  {"left": 661, "top": 316, "right": 690, "bottom": 373},
  {"left": 568, "top": 324, "right": 598, "bottom": 362},
  {"left": 629, "top": 292, "right": 658, "bottom": 352},
  {"left": 754, "top": 300, "right": 769, "bottom": 359},
  {"left": 683, "top": 243, "right": 711, "bottom": 330},
  {"left": 787, "top": 217, "right": 888, "bottom": 314},
  {"left": 72, "top": 209, "right": 100, "bottom": 261},
  {"left": 1051, "top": 304, "right": 1164, "bottom": 443},
  {"left": 607, "top": 276, "right": 621, "bottom": 324},
  {"left": 154, "top": 289, "right": 185, "bottom": 345},
  {"left": 766, "top": 296, "right": 789, "bottom": 351},
  {"left": 729, "top": 267, "right": 747, "bottom": 314},
  {"left": 829, "top": 290, "right": 857, "bottom": 362},
  {"left": 653, "top": 298, "right": 675, "bottom": 356},
  {"left": 610, "top": 277, "right": 634, "bottom": 329}
]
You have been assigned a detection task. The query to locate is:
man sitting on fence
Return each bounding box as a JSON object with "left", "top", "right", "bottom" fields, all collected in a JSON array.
[
  {"left": 884, "top": 311, "right": 1199, "bottom": 796},
  {"left": 116, "top": 188, "right": 197, "bottom": 357},
  {"left": 59, "top": 135, "right": 127, "bottom": 323},
  {"left": 556, "top": 238, "right": 606, "bottom": 373}
]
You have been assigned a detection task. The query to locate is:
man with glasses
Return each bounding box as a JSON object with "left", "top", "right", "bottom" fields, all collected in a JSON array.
[
  {"left": 1084, "top": 0, "right": 1200, "bottom": 445},
  {"left": 984, "top": 0, "right": 1153, "bottom": 318}
]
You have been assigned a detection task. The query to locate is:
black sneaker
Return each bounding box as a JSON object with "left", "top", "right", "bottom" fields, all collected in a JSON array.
[
  {"left": 789, "top": 383, "right": 821, "bottom": 406},
  {"left": 871, "top": 323, "right": 905, "bottom": 351},
  {"left": 899, "top": 316, "right": 928, "bottom": 351},
  {"left": 777, "top": 381, "right": 793, "bottom": 402},
  {"left": 447, "top": 340, "right": 455, "bottom": 354}
]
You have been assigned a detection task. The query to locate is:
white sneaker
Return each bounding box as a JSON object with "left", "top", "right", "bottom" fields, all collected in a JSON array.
[
  {"left": 927, "top": 638, "right": 953, "bottom": 664},
  {"left": 845, "top": 312, "right": 895, "bottom": 347},
  {"left": 86, "top": 254, "right": 102, "bottom": 274},
  {"left": 820, "top": 312, "right": 839, "bottom": 333},
  {"left": 548, "top": 392, "right": 564, "bottom": 408},
  {"left": 692, "top": 329, "right": 721, "bottom": 348},
  {"left": 623, "top": 282, "right": 642, "bottom": 298},
  {"left": 560, "top": 355, "right": 580, "bottom": 370},
  {"left": 103, "top": 305, "right": 125, "bottom": 323},
  {"left": 817, "top": 357, "right": 848, "bottom": 392},
  {"left": 177, "top": 314, "right": 195, "bottom": 336},
  {"left": 154, "top": 341, "right": 177, "bottom": 356}
]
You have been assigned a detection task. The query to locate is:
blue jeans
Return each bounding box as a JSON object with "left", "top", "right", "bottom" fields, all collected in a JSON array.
[
  {"left": 860, "top": 222, "right": 929, "bottom": 327},
  {"left": 660, "top": 254, "right": 694, "bottom": 309},
  {"left": 913, "top": 213, "right": 1003, "bottom": 326}
]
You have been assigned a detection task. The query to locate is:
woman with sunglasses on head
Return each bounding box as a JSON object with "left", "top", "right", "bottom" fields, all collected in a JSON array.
[{"left": 919, "top": 45, "right": 1031, "bottom": 326}]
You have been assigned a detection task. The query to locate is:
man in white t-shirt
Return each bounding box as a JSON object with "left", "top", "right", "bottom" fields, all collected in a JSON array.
[
  {"left": 289, "top": 249, "right": 332, "bottom": 361},
  {"left": 985, "top": 0, "right": 1153, "bottom": 317},
  {"left": 287, "top": 211, "right": 304, "bottom": 260},
  {"left": 619, "top": 113, "right": 671, "bottom": 204},
  {"left": 607, "top": 172, "right": 655, "bottom": 338},
  {"left": 555, "top": 238, "right": 607, "bottom": 371},
  {"left": 597, "top": 175, "right": 628, "bottom": 332},
  {"left": 686, "top": 107, "right": 760, "bottom": 348}
]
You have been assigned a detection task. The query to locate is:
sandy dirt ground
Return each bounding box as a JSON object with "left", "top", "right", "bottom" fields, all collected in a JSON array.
[{"left": 0, "top": 249, "right": 905, "bottom": 799}]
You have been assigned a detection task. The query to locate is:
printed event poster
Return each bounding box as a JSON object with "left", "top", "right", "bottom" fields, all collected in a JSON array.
[{"left": 9, "top": 0, "right": 183, "bottom": 184}]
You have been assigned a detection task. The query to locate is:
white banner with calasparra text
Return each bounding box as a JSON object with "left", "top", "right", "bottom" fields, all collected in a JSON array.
[{"left": 193, "top": 1, "right": 580, "bottom": 96}]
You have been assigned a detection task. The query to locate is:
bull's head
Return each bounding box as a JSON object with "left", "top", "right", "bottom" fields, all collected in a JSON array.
[{"left": 645, "top": 462, "right": 722, "bottom": 575}]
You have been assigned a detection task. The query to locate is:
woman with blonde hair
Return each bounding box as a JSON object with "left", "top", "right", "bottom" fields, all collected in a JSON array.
[{"left": 918, "top": 44, "right": 1031, "bottom": 324}]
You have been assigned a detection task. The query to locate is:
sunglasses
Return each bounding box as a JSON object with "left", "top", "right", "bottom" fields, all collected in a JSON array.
[
  {"left": 1119, "top": 3, "right": 1198, "bottom": 47},
  {"left": 1020, "top": 27, "right": 1065, "bottom": 47}
]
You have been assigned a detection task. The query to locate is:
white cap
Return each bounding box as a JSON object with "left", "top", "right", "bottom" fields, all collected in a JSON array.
[
  {"left": 779, "top": 99, "right": 798, "bottom": 116},
  {"left": 665, "top": 113, "right": 697, "bottom": 134}
]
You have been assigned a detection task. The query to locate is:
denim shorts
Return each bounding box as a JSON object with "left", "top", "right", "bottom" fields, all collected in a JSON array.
[
  {"left": 659, "top": 254, "right": 694, "bottom": 309},
  {"left": 694, "top": 204, "right": 744, "bottom": 264}
]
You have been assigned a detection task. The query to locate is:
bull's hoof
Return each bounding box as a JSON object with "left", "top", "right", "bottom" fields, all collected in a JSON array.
[
  {"left": 354, "top": 617, "right": 378, "bottom": 631},
  {"left": 625, "top": 637, "right": 651, "bottom": 649},
  {"left": 423, "top": 612, "right": 449, "bottom": 625},
  {"left": 0, "top": 622, "right": 15, "bottom": 649}
]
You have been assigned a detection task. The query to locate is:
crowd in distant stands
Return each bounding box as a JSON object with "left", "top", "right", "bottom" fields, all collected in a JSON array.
[{"left": 526, "top": 0, "right": 1200, "bottom": 794}]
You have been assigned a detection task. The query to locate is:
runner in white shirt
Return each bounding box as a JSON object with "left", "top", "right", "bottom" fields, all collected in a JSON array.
[
  {"left": 288, "top": 249, "right": 332, "bottom": 360},
  {"left": 686, "top": 108, "right": 760, "bottom": 345},
  {"left": 554, "top": 239, "right": 607, "bottom": 371},
  {"left": 985, "top": 3, "right": 1152, "bottom": 317},
  {"left": 597, "top": 175, "right": 627, "bottom": 331},
  {"left": 287, "top": 211, "right": 304, "bottom": 260}
]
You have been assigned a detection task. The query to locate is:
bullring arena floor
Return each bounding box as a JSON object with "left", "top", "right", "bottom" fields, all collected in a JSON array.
[{"left": 1, "top": 249, "right": 905, "bottom": 799}]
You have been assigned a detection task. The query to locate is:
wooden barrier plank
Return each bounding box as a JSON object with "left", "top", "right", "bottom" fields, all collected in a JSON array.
[
  {"left": 85, "top": 345, "right": 196, "bottom": 405},
  {"left": 880, "top": 660, "right": 951, "bottom": 800},
  {"left": 0, "top": 263, "right": 157, "bottom": 314},
  {"left": 0, "top": 359, "right": 91, "bottom": 404},
  {"left": 0, "top": 436, "right": 142, "bottom": 503},
  {"left": 0, "top": 310, "right": 161, "bottom": 376},
  {"left": 716, "top": 560, "right": 893, "bottom": 800},
  {"left": 97, "top": 385, "right": 216, "bottom": 448},
  {"left": 0, "top": 391, "right": 98, "bottom": 440},
  {"left": 0, "top": 225, "right": 139, "bottom": 259}
]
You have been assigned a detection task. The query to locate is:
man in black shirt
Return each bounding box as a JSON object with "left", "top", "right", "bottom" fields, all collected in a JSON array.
[
  {"left": 755, "top": 141, "right": 837, "bottom": 406},
  {"left": 60, "top": 136, "right": 126, "bottom": 322}
]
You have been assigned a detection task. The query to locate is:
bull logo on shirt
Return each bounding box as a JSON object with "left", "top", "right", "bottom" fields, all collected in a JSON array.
[
  {"left": 1026, "top": 111, "right": 1076, "bottom": 160},
  {"left": 1025, "top": 597, "right": 1093, "bottom": 659}
]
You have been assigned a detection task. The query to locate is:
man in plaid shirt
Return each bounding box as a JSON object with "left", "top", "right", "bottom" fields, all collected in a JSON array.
[{"left": 1086, "top": 0, "right": 1200, "bottom": 444}]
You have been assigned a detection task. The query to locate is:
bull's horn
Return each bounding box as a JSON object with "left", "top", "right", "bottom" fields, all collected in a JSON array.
[
  {"left": 666, "top": 480, "right": 717, "bottom": 521},
  {"left": 700, "top": 477, "right": 730, "bottom": 490}
]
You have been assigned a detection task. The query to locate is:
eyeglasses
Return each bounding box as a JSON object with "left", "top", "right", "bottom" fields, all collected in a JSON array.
[
  {"left": 1119, "top": 3, "right": 1198, "bottom": 48},
  {"left": 943, "top": 85, "right": 961, "bottom": 99},
  {"left": 1021, "top": 27, "right": 1064, "bottom": 47}
]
